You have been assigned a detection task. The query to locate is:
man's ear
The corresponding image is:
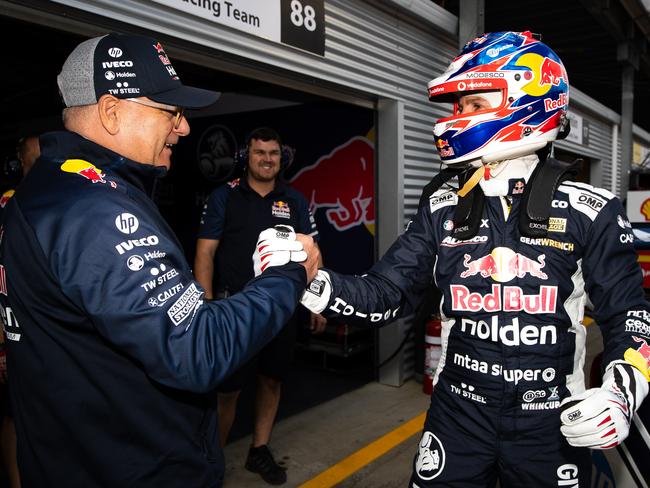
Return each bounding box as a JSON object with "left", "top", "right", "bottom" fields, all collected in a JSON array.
[{"left": 97, "top": 95, "right": 121, "bottom": 135}]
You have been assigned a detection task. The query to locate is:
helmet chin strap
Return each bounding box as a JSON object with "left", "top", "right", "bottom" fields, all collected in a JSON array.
[
  {"left": 457, "top": 155, "right": 538, "bottom": 197},
  {"left": 457, "top": 165, "right": 486, "bottom": 197}
]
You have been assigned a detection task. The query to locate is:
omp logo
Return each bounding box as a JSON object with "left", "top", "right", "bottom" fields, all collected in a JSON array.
[
  {"left": 577, "top": 193, "right": 605, "bottom": 211},
  {"left": 567, "top": 410, "right": 582, "bottom": 422},
  {"left": 307, "top": 279, "right": 325, "bottom": 296},
  {"left": 429, "top": 191, "right": 457, "bottom": 213}
]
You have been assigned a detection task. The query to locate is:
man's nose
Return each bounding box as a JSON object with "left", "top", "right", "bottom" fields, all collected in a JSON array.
[{"left": 173, "top": 115, "right": 190, "bottom": 136}]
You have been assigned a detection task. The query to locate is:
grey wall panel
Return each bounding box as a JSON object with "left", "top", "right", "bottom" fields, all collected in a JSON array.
[{"left": 48, "top": 0, "right": 457, "bottom": 223}]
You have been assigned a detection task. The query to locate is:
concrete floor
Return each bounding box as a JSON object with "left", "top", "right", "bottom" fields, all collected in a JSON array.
[
  {"left": 222, "top": 322, "right": 604, "bottom": 488},
  {"left": 222, "top": 380, "right": 429, "bottom": 488}
]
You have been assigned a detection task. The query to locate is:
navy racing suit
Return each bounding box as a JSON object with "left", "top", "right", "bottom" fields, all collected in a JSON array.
[
  {"left": 0, "top": 131, "right": 307, "bottom": 488},
  {"left": 308, "top": 174, "right": 650, "bottom": 487}
]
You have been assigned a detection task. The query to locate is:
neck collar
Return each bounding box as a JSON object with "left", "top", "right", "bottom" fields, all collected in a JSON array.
[
  {"left": 479, "top": 154, "right": 539, "bottom": 196},
  {"left": 40, "top": 131, "right": 167, "bottom": 196}
]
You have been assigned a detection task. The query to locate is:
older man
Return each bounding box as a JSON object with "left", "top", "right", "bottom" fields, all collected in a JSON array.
[{"left": 0, "top": 32, "right": 319, "bottom": 488}]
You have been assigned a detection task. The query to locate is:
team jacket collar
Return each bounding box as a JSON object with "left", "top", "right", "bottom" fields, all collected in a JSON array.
[{"left": 40, "top": 131, "right": 167, "bottom": 196}]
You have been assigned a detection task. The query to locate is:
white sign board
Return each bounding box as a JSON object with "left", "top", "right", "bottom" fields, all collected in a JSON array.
[
  {"left": 565, "top": 111, "right": 583, "bottom": 145},
  {"left": 150, "top": 0, "right": 325, "bottom": 55}
]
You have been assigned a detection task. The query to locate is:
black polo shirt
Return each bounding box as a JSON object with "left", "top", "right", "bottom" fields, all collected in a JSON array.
[{"left": 198, "top": 177, "right": 318, "bottom": 293}]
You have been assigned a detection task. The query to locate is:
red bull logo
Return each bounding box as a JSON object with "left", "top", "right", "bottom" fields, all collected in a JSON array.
[
  {"left": 435, "top": 138, "right": 454, "bottom": 158},
  {"left": 516, "top": 53, "right": 567, "bottom": 97},
  {"left": 60, "top": 159, "right": 106, "bottom": 184},
  {"left": 632, "top": 336, "right": 650, "bottom": 364},
  {"left": 460, "top": 247, "right": 547, "bottom": 282},
  {"left": 0, "top": 190, "right": 15, "bottom": 209},
  {"left": 543, "top": 93, "right": 568, "bottom": 112},
  {"left": 290, "top": 136, "right": 374, "bottom": 233},
  {"left": 272, "top": 200, "right": 291, "bottom": 219},
  {"left": 451, "top": 284, "right": 557, "bottom": 314},
  {"left": 539, "top": 58, "right": 564, "bottom": 87}
]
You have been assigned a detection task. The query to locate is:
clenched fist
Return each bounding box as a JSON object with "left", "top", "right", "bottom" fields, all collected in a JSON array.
[{"left": 253, "top": 225, "right": 306, "bottom": 277}]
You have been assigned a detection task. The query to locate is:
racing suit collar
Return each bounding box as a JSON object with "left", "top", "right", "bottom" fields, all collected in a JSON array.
[
  {"left": 479, "top": 154, "right": 539, "bottom": 197},
  {"left": 39, "top": 131, "right": 166, "bottom": 196}
]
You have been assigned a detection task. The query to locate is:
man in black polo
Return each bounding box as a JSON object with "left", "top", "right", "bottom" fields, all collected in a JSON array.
[{"left": 194, "top": 127, "right": 325, "bottom": 485}]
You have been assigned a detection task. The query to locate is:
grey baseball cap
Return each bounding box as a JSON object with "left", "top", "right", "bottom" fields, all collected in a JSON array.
[{"left": 57, "top": 32, "right": 220, "bottom": 109}]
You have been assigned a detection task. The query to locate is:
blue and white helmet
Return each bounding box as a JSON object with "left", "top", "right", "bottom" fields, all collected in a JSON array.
[{"left": 428, "top": 31, "right": 569, "bottom": 166}]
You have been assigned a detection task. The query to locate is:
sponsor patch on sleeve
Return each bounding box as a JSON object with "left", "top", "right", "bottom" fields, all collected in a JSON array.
[{"left": 167, "top": 283, "right": 203, "bottom": 327}]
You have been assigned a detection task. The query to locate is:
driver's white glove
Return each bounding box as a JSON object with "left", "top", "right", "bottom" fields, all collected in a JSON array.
[
  {"left": 300, "top": 270, "right": 332, "bottom": 314},
  {"left": 253, "top": 225, "right": 306, "bottom": 277},
  {"left": 560, "top": 362, "right": 648, "bottom": 449}
]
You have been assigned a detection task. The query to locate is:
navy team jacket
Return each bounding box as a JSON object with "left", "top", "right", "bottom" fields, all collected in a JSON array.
[{"left": 0, "top": 131, "right": 306, "bottom": 487}]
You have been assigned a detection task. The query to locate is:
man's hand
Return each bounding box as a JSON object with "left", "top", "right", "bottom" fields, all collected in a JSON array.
[
  {"left": 310, "top": 312, "right": 327, "bottom": 334},
  {"left": 253, "top": 225, "right": 306, "bottom": 277},
  {"left": 560, "top": 362, "right": 648, "bottom": 449},
  {"left": 295, "top": 234, "right": 320, "bottom": 282},
  {"left": 300, "top": 270, "right": 332, "bottom": 314}
]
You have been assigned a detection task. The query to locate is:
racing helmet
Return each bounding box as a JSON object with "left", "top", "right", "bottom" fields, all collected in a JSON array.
[{"left": 428, "top": 31, "right": 569, "bottom": 166}]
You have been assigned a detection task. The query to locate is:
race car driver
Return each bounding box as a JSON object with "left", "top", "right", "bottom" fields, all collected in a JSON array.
[{"left": 299, "top": 31, "right": 650, "bottom": 486}]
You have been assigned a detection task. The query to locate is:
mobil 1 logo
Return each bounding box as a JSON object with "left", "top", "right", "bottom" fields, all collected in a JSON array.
[{"left": 281, "top": 0, "right": 325, "bottom": 56}]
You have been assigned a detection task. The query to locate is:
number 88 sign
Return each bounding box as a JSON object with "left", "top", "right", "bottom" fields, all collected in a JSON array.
[{"left": 281, "top": 0, "right": 325, "bottom": 55}]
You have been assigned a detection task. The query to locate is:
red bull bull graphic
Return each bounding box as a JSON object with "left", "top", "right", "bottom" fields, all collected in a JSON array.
[
  {"left": 60, "top": 159, "right": 106, "bottom": 184},
  {"left": 515, "top": 53, "right": 567, "bottom": 97},
  {"left": 290, "top": 136, "right": 374, "bottom": 233},
  {"left": 539, "top": 57, "right": 564, "bottom": 87},
  {"left": 460, "top": 247, "right": 547, "bottom": 282}
]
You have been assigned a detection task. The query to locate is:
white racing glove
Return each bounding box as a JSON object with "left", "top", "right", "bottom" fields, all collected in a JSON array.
[
  {"left": 300, "top": 270, "right": 332, "bottom": 314},
  {"left": 252, "top": 225, "right": 307, "bottom": 277},
  {"left": 560, "top": 362, "right": 649, "bottom": 449}
]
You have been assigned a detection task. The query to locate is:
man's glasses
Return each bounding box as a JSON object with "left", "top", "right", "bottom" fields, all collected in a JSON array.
[{"left": 125, "top": 98, "right": 185, "bottom": 129}]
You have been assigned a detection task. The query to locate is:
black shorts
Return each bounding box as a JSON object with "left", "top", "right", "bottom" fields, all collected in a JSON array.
[{"left": 218, "top": 313, "right": 299, "bottom": 393}]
